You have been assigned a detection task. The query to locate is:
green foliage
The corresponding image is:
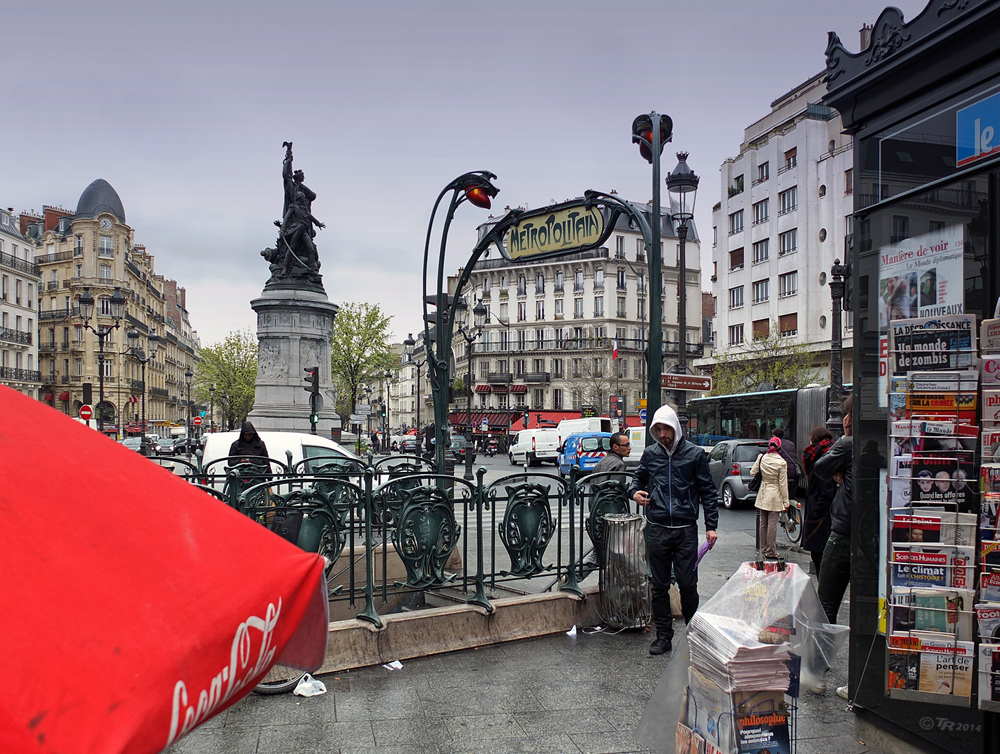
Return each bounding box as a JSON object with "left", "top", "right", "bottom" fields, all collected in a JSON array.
[
  {"left": 710, "top": 324, "right": 821, "bottom": 396},
  {"left": 194, "top": 330, "right": 258, "bottom": 428},
  {"left": 330, "top": 302, "right": 394, "bottom": 424}
]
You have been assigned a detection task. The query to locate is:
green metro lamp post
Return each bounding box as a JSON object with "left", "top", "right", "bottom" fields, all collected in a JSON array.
[
  {"left": 665, "top": 151, "right": 699, "bottom": 433},
  {"left": 78, "top": 286, "right": 126, "bottom": 435},
  {"left": 126, "top": 328, "right": 160, "bottom": 455}
]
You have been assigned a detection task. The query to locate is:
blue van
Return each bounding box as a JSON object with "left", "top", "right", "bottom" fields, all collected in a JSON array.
[{"left": 557, "top": 432, "right": 613, "bottom": 477}]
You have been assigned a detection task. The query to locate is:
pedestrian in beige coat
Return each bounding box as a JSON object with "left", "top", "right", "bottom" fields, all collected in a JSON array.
[{"left": 751, "top": 437, "right": 789, "bottom": 559}]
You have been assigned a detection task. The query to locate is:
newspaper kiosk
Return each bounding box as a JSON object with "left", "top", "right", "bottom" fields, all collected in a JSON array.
[{"left": 824, "top": 2, "right": 1000, "bottom": 751}]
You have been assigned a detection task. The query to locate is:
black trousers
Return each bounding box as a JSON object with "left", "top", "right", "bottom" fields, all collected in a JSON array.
[{"left": 647, "top": 521, "right": 700, "bottom": 640}]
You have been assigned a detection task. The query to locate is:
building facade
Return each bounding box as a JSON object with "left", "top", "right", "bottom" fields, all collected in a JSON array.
[
  {"left": 26, "top": 179, "right": 198, "bottom": 436},
  {"left": 706, "top": 73, "right": 855, "bottom": 385},
  {"left": 0, "top": 208, "right": 41, "bottom": 398},
  {"left": 443, "top": 199, "right": 703, "bottom": 427}
]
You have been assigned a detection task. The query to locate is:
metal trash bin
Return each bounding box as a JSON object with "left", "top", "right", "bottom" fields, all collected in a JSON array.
[{"left": 598, "top": 513, "right": 652, "bottom": 629}]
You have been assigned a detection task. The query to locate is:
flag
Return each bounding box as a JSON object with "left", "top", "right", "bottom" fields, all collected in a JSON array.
[{"left": 612, "top": 335, "right": 619, "bottom": 360}]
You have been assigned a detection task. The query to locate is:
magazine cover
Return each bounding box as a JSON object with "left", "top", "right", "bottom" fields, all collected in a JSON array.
[
  {"left": 890, "top": 456, "right": 913, "bottom": 506},
  {"left": 981, "top": 569, "right": 1000, "bottom": 602},
  {"left": 977, "top": 643, "right": 1000, "bottom": 712},
  {"left": 891, "top": 544, "right": 975, "bottom": 589},
  {"left": 983, "top": 540, "right": 1000, "bottom": 569},
  {"left": 976, "top": 603, "right": 1000, "bottom": 641},
  {"left": 887, "top": 632, "right": 974, "bottom": 697},
  {"left": 735, "top": 709, "right": 791, "bottom": 754},
  {"left": 982, "top": 466, "right": 1000, "bottom": 495},
  {"left": 983, "top": 356, "right": 1000, "bottom": 387},
  {"left": 909, "top": 454, "right": 975, "bottom": 509},
  {"left": 889, "top": 510, "right": 977, "bottom": 545},
  {"left": 889, "top": 314, "right": 977, "bottom": 374},
  {"left": 983, "top": 390, "right": 1000, "bottom": 428},
  {"left": 982, "top": 494, "right": 1000, "bottom": 540},
  {"left": 982, "top": 318, "right": 1000, "bottom": 352},
  {"left": 889, "top": 587, "right": 974, "bottom": 640}
]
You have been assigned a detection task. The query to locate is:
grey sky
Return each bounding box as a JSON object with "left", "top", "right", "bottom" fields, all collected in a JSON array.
[{"left": 6, "top": 0, "right": 926, "bottom": 346}]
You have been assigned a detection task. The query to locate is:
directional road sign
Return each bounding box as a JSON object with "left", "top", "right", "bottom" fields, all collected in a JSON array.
[
  {"left": 349, "top": 414, "right": 366, "bottom": 423},
  {"left": 354, "top": 404, "right": 372, "bottom": 415},
  {"left": 79, "top": 405, "right": 93, "bottom": 421},
  {"left": 660, "top": 374, "right": 713, "bottom": 392}
]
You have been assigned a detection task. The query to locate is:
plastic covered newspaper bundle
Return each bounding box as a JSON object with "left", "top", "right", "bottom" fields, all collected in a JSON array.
[{"left": 636, "top": 561, "right": 849, "bottom": 754}]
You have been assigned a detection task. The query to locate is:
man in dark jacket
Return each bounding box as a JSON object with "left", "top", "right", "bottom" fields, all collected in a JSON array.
[
  {"left": 228, "top": 421, "right": 269, "bottom": 464},
  {"left": 591, "top": 431, "right": 630, "bottom": 476},
  {"left": 812, "top": 395, "right": 853, "bottom": 626},
  {"left": 628, "top": 406, "right": 718, "bottom": 655}
]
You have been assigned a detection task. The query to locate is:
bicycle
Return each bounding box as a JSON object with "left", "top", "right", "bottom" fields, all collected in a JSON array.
[{"left": 779, "top": 498, "right": 803, "bottom": 545}]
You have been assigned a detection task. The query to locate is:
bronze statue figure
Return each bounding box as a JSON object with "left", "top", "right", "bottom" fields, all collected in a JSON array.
[{"left": 261, "top": 141, "right": 325, "bottom": 290}]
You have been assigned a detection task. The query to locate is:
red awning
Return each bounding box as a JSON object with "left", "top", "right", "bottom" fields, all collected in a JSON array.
[
  {"left": 474, "top": 385, "right": 491, "bottom": 393},
  {"left": 0, "top": 387, "right": 329, "bottom": 752},
  {"left": 58, "top": 392, "right": 70, "bottom": 402},
  {"left": 510, "top": 384, "right": 528, "bottom": 393},
  {"left": 43, "top": 393, "right": 54, "bottom": 401},
  {"left": 491, "top": 384, "right": 508, "bottom": 392}
]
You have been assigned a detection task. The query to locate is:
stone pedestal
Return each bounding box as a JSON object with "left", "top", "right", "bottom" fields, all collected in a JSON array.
[{"left": 248, "top": 288, "right": 341, "bottom": 436}]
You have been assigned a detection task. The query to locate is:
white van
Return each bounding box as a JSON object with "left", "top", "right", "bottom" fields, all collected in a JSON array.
[
  {"left": 201, "top": 430, "right": 360, "bottom": 478},
  {"left": 625, "top": 426, "right": 646, "bottom": 467},
  {"left": 508, "top": 428, "right": 561, "bottom": 466},
  {"left": 556, "top": 417, "right": 613, "bottom": 437}
]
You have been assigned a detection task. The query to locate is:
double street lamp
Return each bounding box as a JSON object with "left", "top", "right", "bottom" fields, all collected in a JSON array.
[
  {"left": 453, "top": 296, "right": 487, "bottom": 480},
  {"left": 126, "top": 328, "right": 160, "bottom": 455},
  {"left": 78, "top": 286, "right": 126, "bottom": 435},
  {"left": 184, "top": 367, "right": 193, "bottom": 457}
]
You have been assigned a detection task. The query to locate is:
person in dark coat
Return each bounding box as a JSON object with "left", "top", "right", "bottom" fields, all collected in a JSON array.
[
  {"left": 772, "top": 427, "right": 799, "bottom": 500},
  {"left": 228, "top": 421, "right": 269, "bottom": 464},
  {"left": 801, "top": 427, "right": 836, "bottom": 573}
]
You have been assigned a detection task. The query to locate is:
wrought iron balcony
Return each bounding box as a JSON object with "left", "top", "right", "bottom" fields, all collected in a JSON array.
[
  {"left": 522, "top": 371, "right": 550, "bottom": 383},
  {"left": 0, "top": 367, "right": 41, "bottom": 382},
  {"left": 488, "top": 372, "right": 513, "bottom": 384},
  {"left": 0, "top": 327, "right": 32, "bottom": 346},
  {"left": 0, "top": 250, "right": 40, "bottom": 277}
]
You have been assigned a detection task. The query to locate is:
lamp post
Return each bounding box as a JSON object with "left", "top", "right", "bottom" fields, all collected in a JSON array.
[
  {"left": 184, "top": 367, "right": 193, "bottom": 457},
  {"left": 78, "top": 286, "right": 126, "bottom": 435},
  {"left": 827, "top": 258, "right": 846, "bottom": 437},
  {"left": 453, "top": 297, "right": 487, "bottom": 480},
  {"left": 665, "top": 151, "right": 699, "bottom": 433},
  {"left": 384, "top": 368, "right": 393, "bottom": 447},
  {"left": 403, "top": 334, "right": 428, "bottom": 457},
  {"left": 363, "top": 386, "right": 372, "bottom": 451},
  {"left": 209, "top": 384, "right": 215, "bottom": 434},
  {"left": 631, "top": 113, "right": 672, "bottom": 442},
  {"left": 126, "top": 328, "right": 160, "bottom": 455}
]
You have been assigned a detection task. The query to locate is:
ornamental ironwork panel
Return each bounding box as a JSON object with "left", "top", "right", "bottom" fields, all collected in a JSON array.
[
  {"left": 499, "top": 482, "right": 555, "bottom": 577},
  {"left": 391, "top": 485, "right": 460, "bottom": 588}
]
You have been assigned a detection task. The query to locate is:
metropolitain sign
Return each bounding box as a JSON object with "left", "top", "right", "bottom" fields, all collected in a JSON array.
[{"left": 498, "top": 201, "right": 607, "bottom": 262}]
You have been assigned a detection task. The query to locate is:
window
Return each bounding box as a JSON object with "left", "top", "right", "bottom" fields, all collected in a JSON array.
[
  {"left": 779, "top": 313, "right": 798, "bottom": 337},
  {"left": 729, "top": 174, "right": 744, "bottom": 196},
  {"left": 554, "top": 299, "right": 564, "bottom": 318},
  {"left": 728, "top": 210, "right": 744, "bottom": 235},
  {"left": 617, "top": 296, "right": 626, "bottom": 318},
  {"left": 778, "top": 187, "right": 797, "bottom": 214},
  {"left": 499, "top": 302, "right": 509, "bottom": 322},
  {"left": 637, "top": 297, "right": 645, "bottom": 320},
  {"left": 99, "top": 263, "right": 112, "bottom": 280},
  {"left": 594, "top": 296, "right": 604, "bottom": 317},
  {"left": 752, "top": 279, "right": 769, "bottom": 304},
  {"left": 752, "top": 239, "right": 769, "bottom": 264},
  {"left": 637, "top": 273, "right": 646, "bottom": 293},
  {"left": 779, "top": 272, "right": 798, "bottom": 297},
  {"left": 594, "top": 268, "right": 604, "bottom": 290},
  {"left": 752, "top": 319, "right": 769, "bottom": 340},
  {"left": 515, "top": 357, "right": 525, "bottom": 374},
  {"left": 574, "top": 298, "right": 584, "bottom": 318},
  {"left": 728, "top": 324, "right": 744, "bottom": 345},
  {"left": 713, "top": 226, "right": 718, "bottom": 247},
  {"left": 553, "top": 358, "right": 563, "bottom": 377},
  {"left": 99, "top": 236, "right": 114, "bottom": 257},
  {"left": 844, "top": 169, "right": 853, "bottom": 195},
  {"left": 572, "top": 358, "right": 581, "bottom": 378},
  {"left": 553, "top": 389, "right": 562, "bottom": 410},
  {"left": 554, "top": 271, "right": 564, "bottom": 293},
  {"left": 729, "top": 286, "right": 744, "bottom": 310},
  {"left": 535, "top": 273, "right": 544, "bottom": 294},
  {"left": 500, "top": 275, "right": 507, "bottom": 290},
  {"left": 483, "top": 277, "right": 491, "bottom": 294},
  {"left": 615, "top": 236, "right": 625, "bottom": 258},
  {"left": 574, "top": 270, "right": 584, "bottom": 292},
  {"left": 752, "top": 199, "right": 769, "bottom": 225},
  {"left": 783, "top": 147, "right": 797, "bottom": 171},
  {"left": 778, "top": 229, "right": 797, "bottom": 256},
  {"left": 729, "top": 247, "right": 744, "bottom": 271},
  {"left": 593, "top": 358, "right": 603, "bottom": 377},
  {"left": 74, "top": 236, "right": 84, "bottom": 256},
  {"left": 533, "top": 356, "right": 544, "bottom": 372},
  {"left": 756, "top": 162, "right": 769, "bottom": 184},
  {"left": 555, "top": 329, "right": 564, "bottom": 349},
  {"left": 535, "top": 300, "right": 544, "bottom": 320},
  {"left": 929, "top": 220, "right": 945, "bottom": 233},
  {"left": 891, "top": 215, "right": 910, "bottom": 244},
  {"left": 617, "top": 268, "right": 626, "bottom": 290},
  {"left": 517, "top": 302, "right": 526, "bottom": 322},
  {"left": 15, "top": 279, "right": 21, "bottom": 305},
  {"left": 636, "top": 238, "right": 645, "bottom": 260},
  {"left": 517, "top": 276, "right": 526, "bottom": 296},
  {"left": 499, "top": 330, "right": 510, "bottom": 350}
]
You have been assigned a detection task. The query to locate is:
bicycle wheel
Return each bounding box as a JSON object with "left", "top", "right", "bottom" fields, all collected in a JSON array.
[
  {"left": 782, "top": 504, "right": 802, "bottom": 545},
  {"left": 253, "top": 666, "right": 306, "bottom": 695}
]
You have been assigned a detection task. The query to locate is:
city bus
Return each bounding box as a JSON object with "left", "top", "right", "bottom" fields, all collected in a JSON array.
[{"left": 687, "top": 385, "right": 844, "bottom": 457}]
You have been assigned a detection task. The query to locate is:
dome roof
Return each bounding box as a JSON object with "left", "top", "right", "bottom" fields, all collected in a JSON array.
[{"left": 75, "top": 179, "right": 126, "bottom": 223}]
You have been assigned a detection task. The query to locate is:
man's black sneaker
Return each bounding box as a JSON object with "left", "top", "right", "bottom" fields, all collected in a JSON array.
[{"left": 649, "top": 637, "right": 672, "bottom": 655}]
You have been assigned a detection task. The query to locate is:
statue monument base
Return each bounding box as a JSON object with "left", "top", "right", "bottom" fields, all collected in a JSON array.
[{"left": 247, "top": 287, "right": 341, "bottom": 437}]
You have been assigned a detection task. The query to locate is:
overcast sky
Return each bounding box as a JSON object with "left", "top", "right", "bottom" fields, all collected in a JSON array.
[{"left": 6, "top": 0, "right": 926, "bottom": 347}]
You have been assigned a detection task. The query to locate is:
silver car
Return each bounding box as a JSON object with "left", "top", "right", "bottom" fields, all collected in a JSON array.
[{"left": 707, "top": 439, "right": 769, "bottom": 509}]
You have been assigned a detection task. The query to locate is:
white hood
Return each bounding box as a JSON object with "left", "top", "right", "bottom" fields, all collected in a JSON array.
[{"left": 650, "top": 404, "right": 683, "bottom": 454}]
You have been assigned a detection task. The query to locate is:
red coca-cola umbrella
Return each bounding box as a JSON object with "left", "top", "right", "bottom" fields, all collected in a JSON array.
[{"left": 0, "top": 387, "right": 329, "bottom": 753}]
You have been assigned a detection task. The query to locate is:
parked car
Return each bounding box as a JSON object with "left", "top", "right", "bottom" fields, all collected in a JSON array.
[
  {"left": 450, "top": 436, "right": 477, "bottom": 464},
  {"left": 399, "top": 436, "right": 420, "bottom": 453},
  {"left": 122, "top": 437, "right": 143, "bottom": 452},
  {"left": 155, "top": 438, "right": 177, "bottom": 455},
  {"left": 707, "top": 439, "right": 769, "bottom": 509},
  {"left": 508, "top": 428, "right": 560, "bottom": 466},
  {"left": 557, "top": 432, "right": 612, "bottom": 477}
]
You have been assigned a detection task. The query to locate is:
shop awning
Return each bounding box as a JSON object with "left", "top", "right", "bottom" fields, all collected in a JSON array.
[
  {"left": 491, "top": 384, "right": 508, "bottom": 392},
  {"left": 510, "top": 384, "right": 528, "bottom": 393},
  {"left": 58, "top": 392, "right": 70, "bottom": 402},
  {"left": 43, "top": 393, "right": 54, "bottom": 402},
  {"left": 474, "top": 385, "right": 491, "bottom": 393}
]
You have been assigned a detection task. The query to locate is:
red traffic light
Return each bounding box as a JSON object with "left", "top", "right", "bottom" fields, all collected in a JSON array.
[{"left": 632, "top": 114, "right": 672, "bottom": 164}]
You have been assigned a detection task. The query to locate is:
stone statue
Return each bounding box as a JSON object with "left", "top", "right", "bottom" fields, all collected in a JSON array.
[{"left": 261, "top": 141, "right": 325, "bottom": 289}]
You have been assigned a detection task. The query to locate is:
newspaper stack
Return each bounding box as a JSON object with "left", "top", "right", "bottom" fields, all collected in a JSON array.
[{"left": 687, "top": 612, "right": 791, "bottom": 693}]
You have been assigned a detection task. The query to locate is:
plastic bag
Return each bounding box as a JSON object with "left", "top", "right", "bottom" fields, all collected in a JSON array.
[{"left": 292, "top": 673, "right": 327, "bottom": 697}]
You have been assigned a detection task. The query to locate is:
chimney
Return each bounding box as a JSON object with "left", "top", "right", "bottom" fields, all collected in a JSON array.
[{"left": 860, "top": 23, "right": 872, "bottom": 50}]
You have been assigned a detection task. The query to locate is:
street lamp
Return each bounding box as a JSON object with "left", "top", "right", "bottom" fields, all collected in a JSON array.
[
  {"left": 403, "top": 333, "right": 427, "bottom": 456},
  {"left": 209, "top": 384, "right": 215, "bottom": 434},
  {"left": 78, "top": 286, "right": 126, "bottom": 435},
  {"left": 827, "top": 258, "right": 847, "bottom": 437},
  {"left": 631, "top": 113, "right": 672, "bottom": 442},
  {"left": 384, "top": 368, "right": 393, "bottom": 447},
  {"left": 184, "top": 367, "right": 193, "bottom": 457},
  {"left": 126, "top": 328, "right": 160, "bottom": 455},
  {"left": 665, "top": 151, "right": 699, "bottom": 433},
  {"left": 453, "top": 297, "right": 487, "bottom": 480}
]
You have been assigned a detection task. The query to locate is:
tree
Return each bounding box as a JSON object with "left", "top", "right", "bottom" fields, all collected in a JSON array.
[
  {"left": 709, "top": 324, "right": 821, "bottom": 396},
  {"left": 194, "top": 330, "right": 258, "bottom": 430},
  {"left": 578, "top": 356, "right": 613, "bottom": 412},
  {"left": 330, "top": 302, "right": 394, "bottom": 426}
]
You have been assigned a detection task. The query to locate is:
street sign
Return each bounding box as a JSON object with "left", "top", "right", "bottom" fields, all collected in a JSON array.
[
  {"left": 636, "top": 399, "right": 647, "bottom": 409},
  {"left": 193, "top": 416, "right": 203, "bottom": 426},
  {"left": 354, "top": 404, "right": 372, "bottom": 415},
  {"left": 481, "top": 419, "right": 488, "bottom": 431},
  {"left": 79, "top": 405, "right": 93, "bottom": 421},
  {"left": 639, "top": 409, "right": 647, "bottom": 421},
  {"left": 349, "top": 414, "right": 366, "bottom": 423},
  {"left": 660, "top": 374, "right": 713, "bottom": 392}
]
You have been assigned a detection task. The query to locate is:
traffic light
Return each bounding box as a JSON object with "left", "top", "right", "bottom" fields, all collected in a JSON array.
[
  {"left": 304, "top": 366, "right": 319, "bottom": 396},
  {"left": 523, "top": 410, "right": 530, "bottom": 428},
  {"left": 304, "top": 367, "right": 319, "bottom": 428},
  {"left": 631, "top": 113, "right": 673, "bottom": 164}
]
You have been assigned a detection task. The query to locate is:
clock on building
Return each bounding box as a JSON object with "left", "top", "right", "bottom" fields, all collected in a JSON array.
[{"left": 100, "top": 217, "right": 112, "bottom": 231}]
